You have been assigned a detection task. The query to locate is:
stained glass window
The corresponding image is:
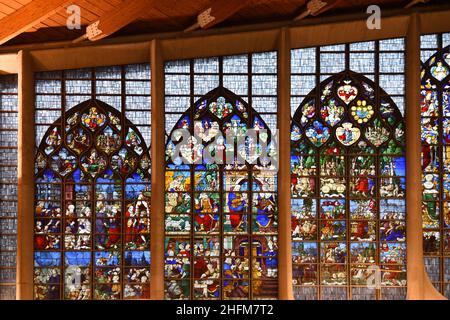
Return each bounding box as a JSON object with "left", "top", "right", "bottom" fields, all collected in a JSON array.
[
  {"left": 164, "top": 53, "right": 279, "bottom": 299},
  {"left": 420, "top": 32, "right": 450, "bottom": 299},
  {"left": 0, "top": 75, "right": 18, "bottom": 300},
  {"left": 33, "top": 64, "right": 152, "bottom": 300},
  {"left": 291, "top": 39, "right": 407, "bottom": 300}
]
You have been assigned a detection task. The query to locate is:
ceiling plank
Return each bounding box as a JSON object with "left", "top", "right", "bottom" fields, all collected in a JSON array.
[
  {"left": 0, "top": 0, "right": 71, "bottom": 45},
  {"left": 75, "top": 0, "right": 154, "bottom": 42},
  {"left": 184, "top": 0, "right": 253, "bottom": 32}
]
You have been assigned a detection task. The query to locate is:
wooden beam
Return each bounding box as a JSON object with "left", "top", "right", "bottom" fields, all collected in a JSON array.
[
  {"left": 294, "top": 0, "right": 343, "bottom": 21},
  {"left": 405, "top": 0, "right": 430, "bottom": 9},
  {"left": 74, "top": 0, "right": 154, "bottom": 42},
  {"left": 0, "top": 0, "right": 71, "bottom": 45},
  {"left": 16, "top": 49, "right": 35, "bottom": 300},
  {"left": 184, "top": 0, "right": 252, "bottom": 32}
]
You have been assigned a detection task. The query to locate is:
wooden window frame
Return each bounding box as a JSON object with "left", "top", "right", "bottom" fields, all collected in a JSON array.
[{"left": 0, "top": 7, "right": 448, "bottom": 299}]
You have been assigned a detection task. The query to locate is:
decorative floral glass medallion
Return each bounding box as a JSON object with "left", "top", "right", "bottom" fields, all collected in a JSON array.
[
  {"left": 236, "top": 100, "right": 248, "bottom": 118},
  {"left": 306, "top": 121, "right": 330, "bottom": 147},
  {"left": 209, "top": 96, "right": 232, "bottom": 119},
  {"left": 337, "top": 80, "right": 358, "bottom": 104},
  {"left": 321, "top": 99, "right": 344, "bottom": 126},
  {"left": 365, "top": 119, "right": 389, "bottom": 147},
  {"left": 431, "top": 61, "right": 449, "bottom": 81},
  {"left": 351, "top": 100, "right": 374, "bottom": 124},
  {"left": 81, "top": 107, "right": 106, "bottom": 131}
]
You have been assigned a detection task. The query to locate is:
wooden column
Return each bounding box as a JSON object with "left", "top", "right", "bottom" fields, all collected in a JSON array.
[
  {"left": 277, "top": 28, "right": 294, "bottom": 300},
  {"left": 405, "top": 13, "right": 445, "bottom": 300},
  {"left": 16, "top": 50, "right": 34, "bottom": 300},
  {"left": 150, "top": 39, "right": 165, "bottom": 299}
]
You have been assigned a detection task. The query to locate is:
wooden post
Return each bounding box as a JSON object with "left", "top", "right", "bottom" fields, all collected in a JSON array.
[
  {"left": 16, "top": 50, "right": 35, "bottom": 300},
  {"left": 405, "top": 13, "right": 446, "bottom": 300},
  {"left": 277, "top": 28, "right": 294, "bottom": 300},
  {"left": 150, "top": 39, "right": 165, "bottom": 299}
]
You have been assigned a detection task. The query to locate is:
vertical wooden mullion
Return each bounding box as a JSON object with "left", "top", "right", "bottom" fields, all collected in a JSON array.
[
  {"left": 277, "top": 27, "right": 293, "bottom": 300},
  {"left": 150, "top": 40, "right": 165, "bottom": 300},
  {"left": 315, "top": 44, "right": 322, "bottom": 301},
  {"left": 437, "top": 34, "right": 445, "bottom": 295},
  {"left": 189, "top": 59, "right": 194, "bottom": 300},
  {"left": 16, "top": 50, "right": 35, "bottom": 300},
  {"left": 405, "top": 13, "right": 444, "bottom": 300}
]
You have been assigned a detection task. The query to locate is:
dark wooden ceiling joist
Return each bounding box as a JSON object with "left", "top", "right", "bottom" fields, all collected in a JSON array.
[
  {"left": 184, "top": 0, "right": 253, "bottom": 32},
  {"left": 0, "top": 0, "right": 71, "bottom": 45},
  {"left": 294, "top": 0, "right": 343, "bottom": 21},
  {"left": 75, "top": 0, "right": 155, "bottom": 42},
  {"left": 0, "top": 0, "right": 444, "bottom": 47}
]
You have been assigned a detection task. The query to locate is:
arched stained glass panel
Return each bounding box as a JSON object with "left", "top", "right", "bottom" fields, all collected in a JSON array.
[
  {"left": 291, "top": 69, "right": 406, "bottom": 300},
  {"left": 164, "top": 86, "right": 278, "bottom": 300},
  {"left": 420, "top": 32, "right": 450, "bottom": 298},
  {"left": 34, "top": 99, "right": 151, "bottom": 300}
]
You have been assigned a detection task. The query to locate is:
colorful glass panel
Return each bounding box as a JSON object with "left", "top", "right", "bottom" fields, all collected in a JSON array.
[
  {"left": 34, "top": 64, "right": 151, "bottom": 300},
  {"left": 291, "top": 40, "right": 406, "bottom": 300},
  {"left": 164, "top": 53, "right": 278, "bottom": 300},
  {"left": 421, "top": 32, "right": 450, "bottom": 298}
]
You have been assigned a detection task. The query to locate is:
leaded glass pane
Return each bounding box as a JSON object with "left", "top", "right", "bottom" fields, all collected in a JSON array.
[
  {"left": 164, "top": 52, "right": 278, "bottom": 300},
  {"left": 291, "top": 38, "right": 406, "bottom": 301},
  {"left": 420, "top": 33, "right": 450, "bottom": 298},
  {"left": 33, "top": 64, "right": 151, "bottom": 300}
]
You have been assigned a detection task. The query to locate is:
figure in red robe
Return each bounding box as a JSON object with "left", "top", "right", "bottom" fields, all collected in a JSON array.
[
  {"left": 422, "top": 143, "right": 431, "bottom": 170},
  {"left": 105, "top": 219, "right": 121, "bottom": 248}
]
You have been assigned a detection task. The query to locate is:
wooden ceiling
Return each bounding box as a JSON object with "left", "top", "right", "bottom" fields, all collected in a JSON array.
[{"left": 0, "top": 0, "right": 441, "bottom": 48}]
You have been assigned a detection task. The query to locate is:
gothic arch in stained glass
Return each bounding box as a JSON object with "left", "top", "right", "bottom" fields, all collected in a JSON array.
[
  {"left": 420, "top": 40, "right": 450, "bottom": 297},
  {"left": 164, "top": 86, "right": 278, "bottom": 300},
  {"left": 291, "top": 70, "right": 407, "bottom": 300},
  {"left": 34, "top": 99, "right": 151, "bottom": 300}
]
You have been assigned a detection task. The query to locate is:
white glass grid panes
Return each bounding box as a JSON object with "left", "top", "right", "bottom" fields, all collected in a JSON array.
[
  {"left": 164, "top": 52, "right": 278, "bottom": 138},
  {"left": 223, "top": 54, "right": 248, "bottom": 73},
  {"left": 0, "top": 74, "right": 18, "bottom": 299},
  {"left": 350, "top": 52, "right": 375, "bottom": 73}
]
